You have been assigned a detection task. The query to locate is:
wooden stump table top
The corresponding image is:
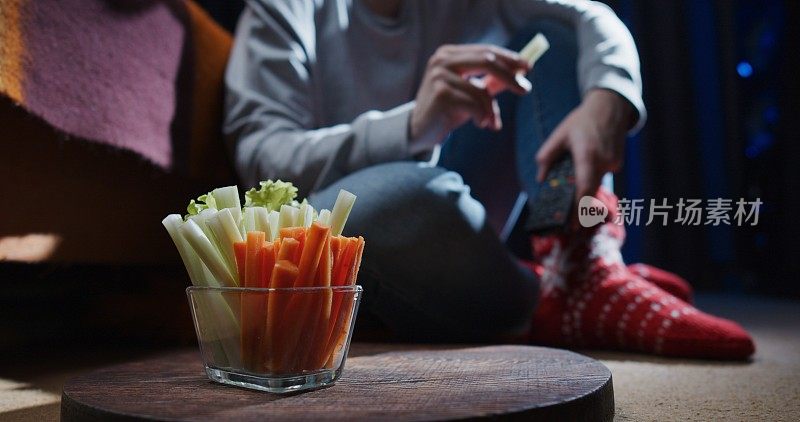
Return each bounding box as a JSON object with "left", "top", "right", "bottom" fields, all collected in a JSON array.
[{"left": 61, "top": 343, "right": 613, "bottom": 421}]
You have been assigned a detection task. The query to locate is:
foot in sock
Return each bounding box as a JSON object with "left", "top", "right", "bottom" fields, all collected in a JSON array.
[
  {"left": 528, "top": 187, "right": 754, "bottom": 360},
  {"left": 627, "top": 263, "right": 694, "bottom": 304}
]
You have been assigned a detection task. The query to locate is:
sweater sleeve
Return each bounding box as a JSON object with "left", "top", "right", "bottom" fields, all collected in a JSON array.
[
  {"left": 499, "top": 0, "right": 646, "bottom": 133},
  {"left": 223, "top": 1, "right": 413, "bottom": 196}
]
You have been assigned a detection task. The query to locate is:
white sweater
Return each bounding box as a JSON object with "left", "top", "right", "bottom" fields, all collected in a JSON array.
[{"left": 224, "top": 0, "right": 645, "bottom": 195}]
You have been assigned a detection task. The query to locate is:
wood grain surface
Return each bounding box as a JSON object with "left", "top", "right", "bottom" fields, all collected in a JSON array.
[{"left": 61, "top": 344, "right": 613, "bottom": 421}]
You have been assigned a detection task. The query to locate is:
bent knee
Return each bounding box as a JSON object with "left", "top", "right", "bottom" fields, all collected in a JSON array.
[{"left": 310, "top": 162, "right": 487, "bottom": 238}]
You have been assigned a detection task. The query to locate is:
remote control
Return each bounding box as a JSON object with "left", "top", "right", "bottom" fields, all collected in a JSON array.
[{"left": 525, "top": 154, "right": 576, "bottom": 234}]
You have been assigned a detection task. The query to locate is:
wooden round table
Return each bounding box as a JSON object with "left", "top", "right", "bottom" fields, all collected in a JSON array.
[{"left": 61, "top": 344, "right": 613, "bottom": 421}]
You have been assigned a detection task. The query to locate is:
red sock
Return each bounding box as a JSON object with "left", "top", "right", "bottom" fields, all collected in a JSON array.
[
  {"left": 529, "top": 188, "right": 754, "bottom": 360},
  {"left": 628, "top": 263, "right": 694, "bottom": 304}
]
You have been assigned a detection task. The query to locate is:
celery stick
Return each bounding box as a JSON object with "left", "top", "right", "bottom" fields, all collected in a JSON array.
[
  {"left": 195, "top": 291, "right": 241, "bottom": 368},
  {"left": 278, "top": 204, "right": 299, "bottom": 230},
  {"left": 289, "top": 205, "right": 301, "bottom": 227},
  {"left": 298, "top": 202, "right": 314, "bottom": 228},
  {"left": 520, "top": 33, "right": 550, "bottom": 67},
  {"left": 190, "top": 212, "right": 242, "bottom": 362},
  {"left": 219, "top": 208, "right": 245, "bottom": 286},
  {"left": 181, "top": 220, "right": 237, "bottom": 287},
  {"left": 218, "top": 208, "right": 244, "bottom": 246},
  {"left": 206, "top": 214, "right": 234, "bottom": 280},
  {"left": 268, "top": 211, "right": 280, "bottom": 241},
  {"left": 242, "top": 207, "right": 257, "bottom": 233},
  {"left": 317, "top": 209, "right": 331, "bottom": 226},
  {"left": 208, "top": 209, "right": 243, "bottom": 286},
  {"left": 162, "top": 214, "right": 207, "bottom": 286},
  {"left": 253, "top": 207, "right": 272, "bottom": 240},
  {"left": 189, "top": 209, "right": 217, "bottom": 242},
  {"left": 188, "top": 209, "right": 224, "bottom": 261},
  {"left": 329, "top": 190, "right": 356, "bottom": 236},
  {"left": 211, "top": 186, "right": 242, "bottom": 223}
]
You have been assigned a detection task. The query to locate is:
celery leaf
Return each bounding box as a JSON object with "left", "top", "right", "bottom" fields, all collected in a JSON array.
[
  {"left": 186, "top": 193, "right": 217, "bottom": 218},
  {"left": 244, "top": 180, "right": 298, "bottom": 211}
]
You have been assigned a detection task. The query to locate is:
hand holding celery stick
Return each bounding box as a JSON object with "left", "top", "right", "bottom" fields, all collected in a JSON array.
[
  {"left": 163, "top": 179, "right": 365, "bottom": 374},
  {"left": 482, "top": 33, "right": 549, "bottom": 96},
  {"left": 409, "top": 34, "right": 549, "bottom": 148},
  {"left": 470, "top": 33, "right": 550, "bottom": 129}
]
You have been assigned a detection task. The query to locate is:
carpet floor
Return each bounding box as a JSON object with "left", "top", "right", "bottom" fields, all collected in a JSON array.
[
  {"left": 0, "top": 293, "right": 797, "bottom": 421},
  {"left": 587, "top": 293, "right": 800, "bottom": 421}
]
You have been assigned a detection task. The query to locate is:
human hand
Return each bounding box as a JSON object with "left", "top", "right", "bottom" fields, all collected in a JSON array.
[
  {"left": 535, "top": 89, "right": 637, "bottom": 201},
  {"left": 409, "top": 44, "right": 531, "bottom": 153}
]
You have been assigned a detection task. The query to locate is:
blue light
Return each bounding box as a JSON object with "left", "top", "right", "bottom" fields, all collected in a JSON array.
[
  {"left": 764, "top": 106, "right": 779, "bottom": 124},
  {"left": 745, "top": 131, "right": 774, "bottom": 158},
  {"left": 755, "top": 233, "right": 767, "bottom": 249},
  {"left": 760, "top": 30, "right": 777, "bottom": 50},
  {"left": 737, "top": 61, "right": 753, "bottom": 78}
]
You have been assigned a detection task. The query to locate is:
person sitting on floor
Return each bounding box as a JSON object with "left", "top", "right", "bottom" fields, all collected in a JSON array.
[{"left": 223, "top": 0, "right": 754, "bottom": 360}]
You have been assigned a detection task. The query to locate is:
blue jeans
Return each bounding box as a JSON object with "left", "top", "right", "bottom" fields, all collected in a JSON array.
[{"left": 310, "top": 20, "right": 581, "bottom": 342}]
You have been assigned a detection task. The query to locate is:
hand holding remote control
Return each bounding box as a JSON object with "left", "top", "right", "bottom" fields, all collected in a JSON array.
[
  {"left": 534, "top": 89, "right": 634, "bottom": 208},
  {"left": 526, "top": 154, "right": 577, "bottom": 234}
]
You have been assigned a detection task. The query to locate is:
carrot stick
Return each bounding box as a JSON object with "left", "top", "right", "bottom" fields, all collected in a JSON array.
[
  {"left": 270, "top": 239, "right": 298, "bottom": 344},
  {"left": 281, "top": 225, "right": 330, "bottom": 371},
  {"left": 279, "top": 226, "right": 305, "bottom": 247},
  {"left": 298, "top": 233, "right": 333, "bottom": 370},
  {"left": 279, "top": 227, "right": 301, "bottom": 239},
  {"left": 310, "top": 238, "right": 348, "bottom": 368},
  {"left": 233, "top": 241, "right": 247, "bottom": 283},
  {"left": 267, "top": 259, "right": 299, "bottom": 373},
  {"left": 330, "top": 236, "right": 342, "bottom": 266},
  {"left": 257, "top": 242, "right": 276, "bottom": 371},
  {"left": 241, "top": 231, "right": 266, "bottom": 371},
  {"left": 276, "top": 237, "right": 299, "bottom": 262},
  {"left": 347, "top": 237, "right": 365, "bottom": 285},
  {"left": 319, "top": 237, "right": 333, "bottom": 309},
  {"left": 245, "top": 231, "right": 266, "bottom": 287},
  {"left": 319, "top": 237, "right": 362, "bottom": 368},
  {"left": 322, "top": 237, "right": 363, "bottom": 368},
  {"left": 260, "top": 242, "right": 276, "bottom": 288},
  {"left": 324, "top": 234, "right": 362, "bottom": 368},
  {"left": 292, "top": 228, "right": 306, "bottom": 265},
  {"left": 293, "top": 222, "right": 330, "bottom": 288},
  {"left": 278, "top": 229, "right": 304, "bottom": 266},
  {"left": 322, "top": 289, "right": 356, "bottom": 369},
  {"left": 325, "top": 237, "right": 357, "bottom": 349},
  {"left": 332, "top": 238, "right": 358, "bottom": 287}
]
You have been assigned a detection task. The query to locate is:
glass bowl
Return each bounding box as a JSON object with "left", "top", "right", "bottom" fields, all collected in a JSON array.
[{"left": 186, "top": 285, "right": 362, "bottom": 393}]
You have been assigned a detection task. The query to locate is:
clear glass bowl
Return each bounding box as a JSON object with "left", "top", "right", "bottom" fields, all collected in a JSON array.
[{"left": 186, "top": 285, "right": 362, "bottom": 393}]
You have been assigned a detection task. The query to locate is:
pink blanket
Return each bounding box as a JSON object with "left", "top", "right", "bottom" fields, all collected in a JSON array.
[{"left": 0, "top": 0, "right": 233, "bottom": 176}]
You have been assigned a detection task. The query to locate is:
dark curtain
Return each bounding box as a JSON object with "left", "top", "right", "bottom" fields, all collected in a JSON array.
[
  {"left": 197, "top": 0, "right": 799, "bottom": 297},
  {"left": 604, "top": 0, "right": 798, "bottom": 296}
]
